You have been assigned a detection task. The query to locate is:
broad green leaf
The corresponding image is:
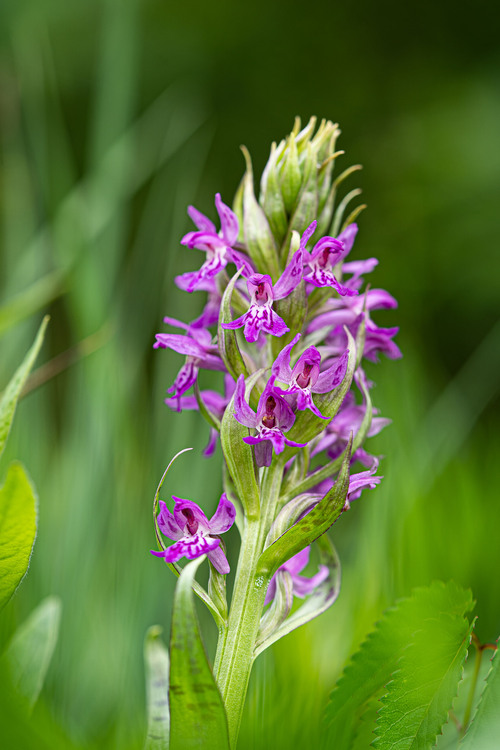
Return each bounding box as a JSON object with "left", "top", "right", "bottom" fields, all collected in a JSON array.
[
  {"left": 374, "top": 614, "right": 475, "bottom": 749},
  {"left": 324, "top": 582, "right": 475, "bottom": 750},
  {"left": 0, "top": 316, "right": 49, "bottom": 462},
  {"left": 460, "top": 645, "right": 500, "bottom": 750},
  {"left": 257, "top": 438, "right": 351, "bottom": 580},
  {"left": 0, "top": 462, "right": 38, "bottom": 611},
  {"left": 2, "top": 596, "right": 61, "bottom": 709},
  {"left": 144, "top": 626, "right": 170, "bottom": 750},
  {"left": 169, "top": 556, "right": 230, "bottom": 750}
]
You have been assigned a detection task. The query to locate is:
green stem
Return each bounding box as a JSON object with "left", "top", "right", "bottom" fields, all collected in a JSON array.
[
  {"left": 462, "top": 635, "right": 483, "bottom": 734},
  {"left": 214, "top": 460, "right": 284, "bottom": 748}
]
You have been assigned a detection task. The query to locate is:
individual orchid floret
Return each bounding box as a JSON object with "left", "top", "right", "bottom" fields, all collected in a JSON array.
[
  {"left": 221, "top": 225, "right": 310, "bottom": 343},
  {"left": 272, "top": 333, "right": 349, "bottom": 419},
  {"left": 151, "top": 493, "right": 236, "bottom": 574},
  {"left": 303, "top": 223, "right": 359, "bottom": 296},
  {"left": 165, "top": 375, "right": 236, "bottom": 456},
  {"left": 233, "top": 374, "right": 307, "bottom": 467},
  {"left": 264, "top": 546, "right": 329, "bottom": 605},
  {"left": 154, "top": 317, "right": 225, "bottom": 407},
  {"left": 175, "top": 193, "right": 254, "bottom": 293}
]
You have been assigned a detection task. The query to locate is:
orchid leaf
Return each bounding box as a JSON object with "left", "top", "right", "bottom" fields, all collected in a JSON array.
[
  {"left": 0, "top": 462, "right": 38, "bottom": 611},
  {"left": 460, "top": 644, "right": 500, "bottom": 750},
  {"left": 257, "top": 437, "right": 351, "bottom": 579},
  {"left": 255, "top": 533, "right": 341, "bottom": 657},
  {"left": 144, "top": 626, "right": 170, "bottom": 750},
  {"left": 2, "top": 596, "right": 61, "bottom": 709},
  {"left": 220, "top": 370, "right": 261, "bottom": 521},
  {"left": 169, "top": 556, "right": 230, "bottom": 750},
  {"left": 0, "top": 316, "right": 49, "bottom": 462},
  {"left": 240, "top": 146, "right": 281, "bottom": 280},
  {"left": 324, "top": 581, "right": 475, "bottom": 750}
]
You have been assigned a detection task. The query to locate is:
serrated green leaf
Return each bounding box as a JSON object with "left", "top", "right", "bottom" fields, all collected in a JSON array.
[
  {"left": 374, "top": 614, "right": 475, "bottom": 749},
  {"left": 460, "top": 645, "right": 500, "bottom": 750},
  {"left": 240, "top": 146, "right": 281, "bottom": 280},
  {"left": 0, "top": 316, "right": 49, "bottom": 462},
  {"left": 169, "top": 557, "right": 230, "bottom": 750},
  {"left": 220, "top": 371, "right": 261, "bottom": 521},
  {"left": 324, "top": 582, "right": 475, "bottom": 750},
  {"left": 2, "top": 596, "right": 61, "bottom": 709},
  {"left": 144, "top": 626, "right": 170, "bottom": 750},
  {"left": 0, "top": 462, "right": 38, "bottom": 611},
  {"left": 257, "top": 438, "right": 351, "bottom": 580}
]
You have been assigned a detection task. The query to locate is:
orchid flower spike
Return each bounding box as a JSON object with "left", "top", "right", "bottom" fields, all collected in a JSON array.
[{"left": 151, "top": 493, "right": 236, "bottom": 574}]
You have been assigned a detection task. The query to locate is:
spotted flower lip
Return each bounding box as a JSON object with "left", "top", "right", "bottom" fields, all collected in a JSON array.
[
  {"left": 221, "top": 222, "right": 312, "bottom": 343},
  {"left": 175, "top": 193, "right": 254, "bottom": 293},
  {"left": 264, "top": 546, "right": 329, "bottom": 605},
  {"left": 233, "top": 374, "right": 307, "bottom": 467},
  {"left": 303, "top": 223, "right": 359, "bottom": 296},
  {"left": 151, "top": 493, "right": 236, "bottom": 574},
  {"left": 154, "top": 318, "right": 225, "bottom": 405},
  {"left": 272, "top": 333, "right": 349, "bottom": 419}
]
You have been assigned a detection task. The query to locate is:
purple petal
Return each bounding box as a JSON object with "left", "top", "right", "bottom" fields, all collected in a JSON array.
[
  {"left": 228, "top": 248, "right": 255, "bottom": 277},
  {"left": 291, "top": 565, "right": 329, "bottom": 598},
  {"left": 215, "top": 193, "right": 239, "bottom": 245},
  {"left": 207, "top": 545, "right": 230, "bottom": 575},
  {"left": 209, "top": 493, "right": 236, "bottom": 534},
  {"left": 187, "top": 205, "right": 216, "bottom": 233},
  {"left": 271, "top": 333, "right": 300, "bottom": 383},
  {"left": 299, "top": 221, "right": 317, "bottom": 252},
  {"left": 221, "top": 312, "right": 248, "bottom": 331},
  {"left": 314, "top": 349, "right": 349, "bottom": 393},
  {"left": 295, "top": 388, "right": 327, "bottom": 419},
  {"left": 163, "top": 534, "right": 220, "bottom": 563},
  {"left": 233, "top": 374, "right": 259, "bottom": 428},
  {"left": 342, "top": 258, "right": 378, "bottom": 277},
  {"left": 254, "top": 439, "right": 273, "bottom": 467},
  {"left": 283, "top": 546, "right": 310, "bottom": 575},
  {"left": 175, "top": 273, "right": 217, "bottom": 293},
  {"left": 203, "top": 428, "right": 218, "bottom": 457},
  {"left": 337, "top": 223, "right": 358, "bottom": 256},
  {"left": 167, "top": 361, "right": 198, "bottom": 398},
  {"left": 154, "top": 333, "right": 205, "bottom": 358},
  {"left": 273, "top": 248, "right": 304, "bottom": 300},
  {"left": 172, "top": 497, "right": 211, "bottom": 535},
  {"left": 157, "top": 500, "right": 183, "bottom": 540}
]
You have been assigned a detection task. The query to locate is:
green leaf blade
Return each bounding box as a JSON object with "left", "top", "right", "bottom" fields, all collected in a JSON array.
[
  {"left": 144, "top": 626, "right": 170, "bottom": 750},
  {"left": 169, "top": 557, "right": 230, "bottom": 750},
  {"left": 0, "top": 315, "right": 48, "bottom": 461},
  {"left": 2, "top": 595, "right": 62, "bottom": 709},
  {"left": 0, "top": 462, "right": 38, "bottom": 611}
]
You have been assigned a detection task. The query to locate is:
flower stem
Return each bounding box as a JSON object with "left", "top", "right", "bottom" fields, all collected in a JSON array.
[{"left": 215, "top": 460, "right": 284, "bottom": 748}]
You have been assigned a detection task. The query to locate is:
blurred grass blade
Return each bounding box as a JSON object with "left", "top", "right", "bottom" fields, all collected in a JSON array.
[
  {"left": 1, "top": 596, "right": 62, "bottom": 709},
  {"left": 460, "top": 645, "right": 500, "bottom": 750},
  {"left": 0, "top": 316, "right": 48, "bottom": 461},
  {"left": 144, "top": 626, "right": 170, "bottom": 750},
  {"left": 169, "top": 556, "right": 230, "bottom": 750},
  {"left": 0, "top": 462, "right": 38, "bottom": 610},
  {"left": 0, "top": 273, "right": 63, "bottom": 338}
]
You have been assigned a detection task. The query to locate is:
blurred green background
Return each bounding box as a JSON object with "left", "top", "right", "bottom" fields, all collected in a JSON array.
[{"left": 1, "top": 0, "right": 499, "bottom": 747}]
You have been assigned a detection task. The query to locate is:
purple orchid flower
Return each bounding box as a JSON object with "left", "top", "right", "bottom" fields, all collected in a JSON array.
[
  {"left": 151, "top": 493, "right": 236, "bottom": 574},
  {"left": 303, "top": 223, "right": 359, "bottom": 296},
  {"left": 154, "top": 317, "right": 225, "bottom": 406},
  {"left": 272, "top": 333, "right": 349, "bottom": 419},
  {"left": 233, "top": 374, "right": 307, "bottom": 467},
  {"left": 264, "top": 546, "right": 329, "bottom": 605},
  {"left": 175, "top": 193, "right": 253, "bottom": 293},
  {"left": 309, "top": 460, "right": 383, "bottom": 511},
  {"left": 165, "top": 375, "right": 236, "bottom": 456},
  {"left": 221, "top": 223, "right": 313, "bottom": 343}
]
